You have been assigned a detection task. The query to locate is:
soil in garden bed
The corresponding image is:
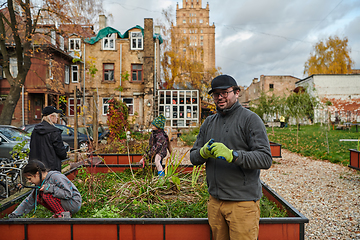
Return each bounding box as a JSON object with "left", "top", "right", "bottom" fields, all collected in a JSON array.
[{"left": 20, "top": 168, "right": 288, "bottom": 219}]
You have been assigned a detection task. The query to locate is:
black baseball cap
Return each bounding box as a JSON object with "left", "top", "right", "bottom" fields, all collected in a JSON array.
[
  {"left": 42, "top": 106, "right": 62, "bottom": 116},
  {"left": 208, "top": 75, "right": 238, "bottom": 94}
]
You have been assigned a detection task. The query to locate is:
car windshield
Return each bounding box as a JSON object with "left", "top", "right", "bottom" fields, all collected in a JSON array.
[{"left": 0, "top": 127, "right": 30, "bottom": 141}]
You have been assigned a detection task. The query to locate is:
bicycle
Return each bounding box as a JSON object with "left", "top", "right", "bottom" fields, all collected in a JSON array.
[{"left": 0, "top": 157, "right": 28, "bottom": 199}]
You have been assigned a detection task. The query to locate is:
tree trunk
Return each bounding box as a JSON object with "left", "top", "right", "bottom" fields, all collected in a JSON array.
[{"left": 0, "top": 83, "right": 23, "bottom": 125}]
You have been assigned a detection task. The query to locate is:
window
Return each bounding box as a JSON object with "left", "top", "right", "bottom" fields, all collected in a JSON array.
[
  {"left": 200, "top": 19, "right": 203, "bottom": 24},
  {"left": 103, "top": 63, "right": 114, "bottom": 81},
  {"left": 183, "top": 19, "right": 186, "bottom": 24},
  {"left": 59, "top": 35, "right": 64, "bottom": 50},
  {"left": 64, "top": 65, "right": 70, "bottom": 84},
  {"left": 69, "top": 38, "right": 81, "bottom": 51},
  {"left": 131, "top": 64, "right": 142, "bottom": 82},
  {"left": 51, "top": 30, "right": 56, "bottom": 45},
  {"left": 9, "top": 57, "right": 18, "bottom": 78},
  {"left": 269, "top": 84, "right": 274, "bottom": 91},
  {"left": 183, "top": 29, "right": 186, "bottom": 33},
  {"left": 123, "top": 98, "right": 134, "bottom": 115},
  {"left": 102, "top": 98, "right": 110, "bottom": 115},
  {"left": 102, "top": 33, "right": 115, "bottom": 50},
  {"left": 131, "top": 32, "right": 143, "bottom": 50},
  {"left": 71, "top": 65, "right": 78, "bottom": 82},
  {"left": 68, "top": 98, "right": 81, "bottom": 116},
  {"left": 48, "top": 59, "right": 53, "bottom": 79}
]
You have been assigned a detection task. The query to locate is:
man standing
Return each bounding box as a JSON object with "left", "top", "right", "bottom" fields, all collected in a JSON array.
[
  {"left": 190, "top": 75, "right": 272, "bottom": 240},
  {"left": 29, "top": 106, "right": 68, "bottom": 171}
]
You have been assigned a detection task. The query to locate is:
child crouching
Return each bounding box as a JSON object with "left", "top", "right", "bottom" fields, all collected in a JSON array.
[{"left": 8, "top": 160, "right": 82, "bottom": 218}]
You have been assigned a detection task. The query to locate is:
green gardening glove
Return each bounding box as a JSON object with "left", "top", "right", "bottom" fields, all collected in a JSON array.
[
  {"left": 200, "top": 139, "right": 216, "bottom": 159},
  {"left": 210, "top": 142, "right": 233, "bottom": 163}
]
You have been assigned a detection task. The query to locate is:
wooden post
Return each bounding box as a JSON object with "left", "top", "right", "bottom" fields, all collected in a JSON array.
[
  {"left": 93, "top": 92, "right": 98, "bottom": 151},
  {"left": 74, "top": 86, "right": 78, "bottom": 162}
]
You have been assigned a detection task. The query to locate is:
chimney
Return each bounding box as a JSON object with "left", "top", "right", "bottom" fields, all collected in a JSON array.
[
  {"left": 252, "top": 78, "right": 258, "bottom": 84},
  {"left": 99, "top": 15, "right": 107, "bottom": 30}
]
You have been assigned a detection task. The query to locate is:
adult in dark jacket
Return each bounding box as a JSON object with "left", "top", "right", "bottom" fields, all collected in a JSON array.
[
  {"left": 190, "top": 75, "right": 272, "bottom": 240},
  {"left": 29, "top": 106, "right": 67, "bottom": 171}
]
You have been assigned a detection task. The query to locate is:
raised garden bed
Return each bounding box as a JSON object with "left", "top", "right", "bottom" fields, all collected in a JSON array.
[
  {"left": 0, "top": 160, "right": 308, "bottom": 240},
  {"left": 349, "top": 149, "right": 360, "bottom": 171}
]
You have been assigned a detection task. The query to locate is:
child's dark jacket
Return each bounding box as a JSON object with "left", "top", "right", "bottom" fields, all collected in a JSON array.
[{"left": 144, "top": 129, "right": 169, "bottom": 161}]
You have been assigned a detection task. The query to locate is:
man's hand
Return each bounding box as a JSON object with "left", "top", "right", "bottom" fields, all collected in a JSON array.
[
  {"left": 210, "top": 142, "right": 233, "bottom": 163},
  {"left": 200, "top": 139, "right": 216, "bottom": 159}
]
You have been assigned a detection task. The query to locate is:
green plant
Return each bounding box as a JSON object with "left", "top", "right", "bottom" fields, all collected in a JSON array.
[
  {"left": 10, "top": 138, "right": 29, "bottom": 160},
  {"left": 179, "top": 127, "right": 199, "bottom": 146},
  {"left": 23, "top": 166, "right": 287, "bottom": 219},
  {"left": 107, "top": 98, "right": 129, "bottom": 141}
]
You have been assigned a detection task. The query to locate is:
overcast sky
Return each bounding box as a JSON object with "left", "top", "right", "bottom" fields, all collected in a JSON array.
[{"left": 103, "top": 0, "right": 360, "bottom": 87}]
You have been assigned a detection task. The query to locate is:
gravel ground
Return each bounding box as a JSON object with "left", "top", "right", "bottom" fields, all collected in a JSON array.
[{"left": 172, "top": 143, "right": 360, "bottom": 239}]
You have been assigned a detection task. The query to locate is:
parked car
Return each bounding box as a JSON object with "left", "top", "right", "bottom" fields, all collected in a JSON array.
[
  {"left": 22, "top": 124, "right": 92, "bottom": 151},
  {"left": 0, "top": 125, "right": 30, "bottom": 159}
]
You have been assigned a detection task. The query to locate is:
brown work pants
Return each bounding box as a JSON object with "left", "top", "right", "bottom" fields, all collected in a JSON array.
[{"left": 207, "top": 195, "right": 260, "bottom": 240}]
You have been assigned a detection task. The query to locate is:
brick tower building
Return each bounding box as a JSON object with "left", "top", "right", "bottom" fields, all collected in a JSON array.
[{"left": 174, "top": 0, "right": 215, "bottom": 71}]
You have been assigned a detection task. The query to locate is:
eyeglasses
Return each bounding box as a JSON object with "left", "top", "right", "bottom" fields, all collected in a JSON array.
[{"left": 211, "top": 90, "right": 234, "bottom": 99}]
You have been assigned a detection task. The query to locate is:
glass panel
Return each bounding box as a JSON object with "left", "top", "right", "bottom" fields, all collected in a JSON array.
[
  {"left": 179, "top": 106, "right": 184, "bottom": 118},
  {"left": 104, "top": 64, "right": 113, "bottom": 70},
  {"left": 73, "top": 72, "right": 78, "bottom": 82},
  {"left": 75, "top": 40, "right": 80, "bottom": 49},
  {"left": 187, "top": 106, "right": 192, "bottom": 118},
  {"left": 159, "top": 91, "right": 164, "bottom": 104},
  {"left": 165, "top": 106, "right": 170, "bottom": 118},
  {"left": 109, "top": 71, "right": 114, "bottom": 80},
  {"left": 173, "top": 106, "right": 177, "bottom": 118},
  {"left": 172, "top": 91, "right": 178, "bottom": 104},
  {"left": 133, "top": 64, "right": 142, "bottom": 70},
  {"left": 178, "top": 120, "right": 184, "bottom": 127},
  {"left": 159, "top": 106, "right": 164, "bottom": 115},
  {"left": 173, "top": 120, "right": 177, "bottom": 127},
  {"left": 193, "top": 106, "right": 197, "bottom": 118},
  {"left": 192, "top": 91, "right": 198, "bottom": 104},
  {"left": 124, "top": 98, "right": 133, "bottom": 104},
  {"left": 166, "top": 91, "right": 171, "bottom": 104},
  {"left": 179, "top": 91, "right": 184, "bottom": 104},
  {"left": 104, "top": 39, "right": 108, "bottom": 48},
  {"left": 186, "top": 91, "right": 191, "bottom": 104}
]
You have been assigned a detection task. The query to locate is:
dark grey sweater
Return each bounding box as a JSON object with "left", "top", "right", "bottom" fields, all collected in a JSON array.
[{"left": 190, "top": 101, "right": 272, "bottom": 201}]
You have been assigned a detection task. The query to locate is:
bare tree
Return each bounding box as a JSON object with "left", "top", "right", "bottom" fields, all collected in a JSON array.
[{"left": 0, "top": 0, "right": 105, "bottom": 124}]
